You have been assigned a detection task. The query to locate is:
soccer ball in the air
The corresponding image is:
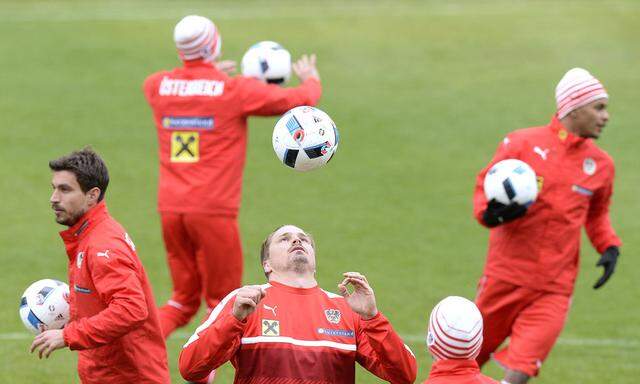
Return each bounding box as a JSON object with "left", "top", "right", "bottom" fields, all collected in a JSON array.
[
  {"left": 241, "top": 41, "right": 291, "bottom": 85},
  {"left": 19, "top": 279, "right": 70, "bottom": 334},
  {"left": 272, "top": 106, "right": 339, "bottom": 171},
  {"left": 484, "top": 159, "right": 538, "bottom": 206}
]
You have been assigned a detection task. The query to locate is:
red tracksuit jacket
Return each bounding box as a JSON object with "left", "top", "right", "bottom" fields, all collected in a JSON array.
[
  {"left": 179, "top": 281, "right": 417, "bottom": 383},
  {"left": 423, "top": 360, "right": 498, "bottom": 383},
  {"left": 473, "top": 116, "right": 621, "bottom": 294},
  {"left": 143, "top": 60, "right": 322, "bottom": 216},
  {"left": 60, "top": 202, "right": 170, "bottom": 383}
]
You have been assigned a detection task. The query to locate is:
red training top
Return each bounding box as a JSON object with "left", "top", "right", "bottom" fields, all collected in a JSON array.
[
  {"left": 473, "top": 116, "right": 621, "bottom": 294},
  {"left": 179, "top": 281, "right": 417, "bottom": 383},
  {"left": 143, "top": 60, "right": 322, "bottom": 216},
  {"left": 60, "top": 202, "right": 170, "bottom": 383},
  {"left": 424, "top": 359, "right": 498, "bottom": 383}
]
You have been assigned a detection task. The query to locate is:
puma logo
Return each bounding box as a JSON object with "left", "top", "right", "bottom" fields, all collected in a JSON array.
[
  {"left": 96, "top": 250, "right": 110, "bottom": 259},
  {"left": 533, "top": 146, "right": 549, "bottom": 160},
  {"left": 263, "top": 304, "right": 278, "bottom": 317}
]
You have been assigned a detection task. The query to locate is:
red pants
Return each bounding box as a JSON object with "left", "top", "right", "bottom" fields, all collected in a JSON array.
[
  {"left": 475, "top": 276, "right": 571, "bottom": 377},
  {"left": 158, "top": 213, "right": 243, "bottom": 338}
]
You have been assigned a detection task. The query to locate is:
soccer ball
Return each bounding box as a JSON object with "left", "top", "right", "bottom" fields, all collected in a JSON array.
[
  {"left": 272, "top": 106, "right": 339, "bottom": 171},
  {"left": 483, "top": 159, "right": 538, "bottom": 206},
  {"left": 241, "top": 41, "right": 291, "bottom": 85},
  {"left": 19, "top": 279, "right": 70, "bottom": 334}
]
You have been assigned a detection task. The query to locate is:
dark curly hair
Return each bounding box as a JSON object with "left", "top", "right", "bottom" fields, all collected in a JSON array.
[{"left": 49, "top": 148, "right": 109, "bottom": 201}]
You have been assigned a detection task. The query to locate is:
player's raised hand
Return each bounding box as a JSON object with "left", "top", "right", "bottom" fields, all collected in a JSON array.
[
  {"left": 232, "top": 285, "right": 266, "bottom": 321},
  {"left": 30, "top": 329, "right": 66, "bottom": 359},
  {"left": 215, "top": 60, "right": 237, "bottom": 74},
  {"left": 293, "top": 54, "right": 320, "bottom": 82},
  {"left": 338, "top": 272, "right": 378, "bottom": 320}
]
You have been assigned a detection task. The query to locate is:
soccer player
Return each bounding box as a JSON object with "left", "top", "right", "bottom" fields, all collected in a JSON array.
[
  {"left": 178, "top": 225, "right": 417, "bottom": 384},
  {"left": 142, "top": 15, "right": 322, "bottom": 338},
  {"left": 473, "top": 68, "right": 622, "bottom": 383},
  {"left": 31, "top": 148, "right": 170, "bottom": 383},
  {"left": 424, "top": 296, "right": 498, "bottom": 384}
]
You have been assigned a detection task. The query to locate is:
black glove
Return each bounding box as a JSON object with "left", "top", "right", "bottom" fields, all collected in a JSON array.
[
  {"left": 481, "top": 199, "right": 528, "bottom": 228},
  {"left": 593, "top": 246, "right": 620, "bottom": 289}
]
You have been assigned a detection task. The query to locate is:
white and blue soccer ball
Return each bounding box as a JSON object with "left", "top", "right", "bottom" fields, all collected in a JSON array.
[
  {"left": 483, "top": 159, "right": 538, "bottom": 206},
  {"left": 241, "top": 41, "right": 292, "bottom": 85},
  {"left": 272, "top": 106, "right": 339, "bottom": 172},
  {"left": 19, "top": 279, "right": 70, "bottom": 334}
]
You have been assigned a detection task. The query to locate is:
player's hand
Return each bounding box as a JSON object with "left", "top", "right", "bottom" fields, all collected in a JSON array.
[
  {"left": 215, "top": 60, "right": 237, "bottom": 74},
  {"left": 338, "top": 272, "right": 378, "bottom": 320},
  {"left": 593, "top": 246, "right": 619, "bottom": 289},
  {"left": 232, "top": 285, "right": 266, "bottom": 321},
  {"left": 293, "top": 54, "right": 320, "bottom": 82},
  {"left": 482, "top": 199, "right": 528, "bottom": 228},
  {"left": 30, "top": 329, "right": 66, "bottom": 359}
]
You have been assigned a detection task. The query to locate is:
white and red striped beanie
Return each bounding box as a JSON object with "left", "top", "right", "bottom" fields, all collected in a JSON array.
[
  {"left": 174, "top": 15, "right": 222, "bottom": 62},
  {"left": 427, "top": 296, "right": 483, "bottom": 360},
  {"left": 555, "top": 68, "right": 608, "bottom": 119}
]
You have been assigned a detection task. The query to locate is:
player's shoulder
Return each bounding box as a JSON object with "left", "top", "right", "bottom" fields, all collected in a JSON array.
[
  {"left": 586, "top": 141, "right": 615, "bottom": 162},
  {"left": 508, "top": 125, "right": 547, "bottom": 140},
  {"left": 144, "top": 68, "right": 172, "bottom": 84},
  {"left": 319, "top": 289, "right": 351, "bottom": 308},
  {"left": 87, "top": 219, "right": 137, "bottom": 258}
]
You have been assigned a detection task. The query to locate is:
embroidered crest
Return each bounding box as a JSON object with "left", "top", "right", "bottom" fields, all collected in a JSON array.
[
  {"left": 324, "top": 309, "right": 341, "bottom": 324},
  {"left": 583, "top": 158, "right": 596, "bottom": 175}
]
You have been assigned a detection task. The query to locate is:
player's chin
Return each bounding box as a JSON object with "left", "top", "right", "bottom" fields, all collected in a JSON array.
[
  {"left": 54, "top": 212, "right": 67, "bottom": 224},
  {"left": 289, "top": 253, "right": 310, "bottom": 264}
]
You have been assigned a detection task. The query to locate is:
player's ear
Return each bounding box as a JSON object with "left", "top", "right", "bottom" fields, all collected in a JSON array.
[
  {"left": 86, "top": 187, "right": 101, "bottom": 205},
  {"left": 263, "top": 261, "right": 272, "bottom": 275}
]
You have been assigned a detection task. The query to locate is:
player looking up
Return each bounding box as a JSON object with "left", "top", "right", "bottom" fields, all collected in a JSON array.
[
  {"left": 178, "top": 225, "right": 417, "bottom": 384},
  {"left": 472, "top": 68, "right": 622, "bottom": 383},
  {"left": 31, "top": 148, "right": 170, "bottom": 383},
  {"left": 142, "top": 15, "right": 322, "bottom": 338}
]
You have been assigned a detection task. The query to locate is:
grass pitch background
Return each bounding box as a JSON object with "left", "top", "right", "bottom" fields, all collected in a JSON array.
[{"left": 1, "top": 1, "right": 639, "bottom": 382}]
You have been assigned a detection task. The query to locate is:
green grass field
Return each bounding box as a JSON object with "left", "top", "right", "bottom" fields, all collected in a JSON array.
[{"left": 1, "top": 1, "right": 639, "bottom": 382}]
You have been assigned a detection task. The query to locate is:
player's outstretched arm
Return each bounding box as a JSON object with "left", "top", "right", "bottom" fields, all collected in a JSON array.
[
  {"left": 179, "top": 286, "right": 265, "bottom": 382},
  {"left": 215, "top": 60, "right": 237, "bottom": 75},
  {"left": 240, "top": 54, "right": 322, "bottom": 116},
  {"left": 340, "top": 272, "right": 417, "bottom": 384}
]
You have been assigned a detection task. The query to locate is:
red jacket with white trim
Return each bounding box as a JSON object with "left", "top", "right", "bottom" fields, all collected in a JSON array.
[
  {"left": 423, "top": 360, "right": 498, "bottom": 383},
  {"left": 60, "top": 202, "right": 170, "bottom": 383},
  {"left": 473, "top": 116, "right": 621, "bottom": 294},
  {"left": 179, "top": 281, "right": 417, "bottom": 383},
  {"left": 143, "top": 60, "right": 322, "bottom": 216}
]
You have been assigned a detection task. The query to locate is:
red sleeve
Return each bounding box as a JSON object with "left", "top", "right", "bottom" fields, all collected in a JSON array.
[
  {"left": 179, "top": 290, "right": 245, "bottom": 382},
  {"left": 355, "top": 312, "right": 417, "bottom": 384},
  {"left": 63, "top": 246, "right": 148, "bottom": 350},
  {"left": 473, "top": 134, "right": 523, "bottom": 226},
  {"left": 585, "top": 162, "right": 622, "bottom": 253},
  {"left": 240, "top": 77, "right": 322, "bottom": 116},
  {"left": 142, "top": 74, "right": 157, "bottom": 104}
]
